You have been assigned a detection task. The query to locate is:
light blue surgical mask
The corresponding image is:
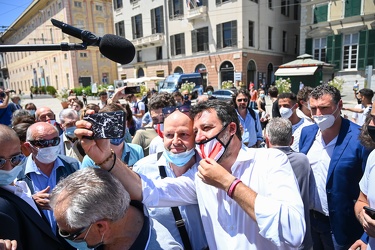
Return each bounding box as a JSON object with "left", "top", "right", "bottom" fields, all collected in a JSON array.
[
  {"left": 110, "top": 137, "right": 125, "bottom": 146},
  {"left": 0, "top": 165, "right": 23, "bottom": 186},
  {"left": 163, "top": 148, "right": 195, "bottom": 167},
  {"left": 28, "top": 110, "right": 36, "bottom": 116},
  {"left": 65, "top": 126, "right": 77, "bottom": 138},
  {"left": 65, "top": 239, "right": 93, "bottom": 250}
]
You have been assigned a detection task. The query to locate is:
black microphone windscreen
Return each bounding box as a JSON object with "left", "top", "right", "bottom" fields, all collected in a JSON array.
[{"left": 99, "top": 34, "right": 135, "bottom": 65}]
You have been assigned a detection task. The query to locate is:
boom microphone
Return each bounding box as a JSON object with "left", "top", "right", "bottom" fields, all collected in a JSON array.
[{"left": 51, "top": 18, "right": 135, "bottom": 64}]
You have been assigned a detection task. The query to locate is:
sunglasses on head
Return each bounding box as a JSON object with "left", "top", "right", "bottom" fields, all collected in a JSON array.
[
  {"left": 58, "top": 225, "right": 90, "bottom": 242},
  {"left": 0, "top": 153, "right": 25, "bottom": 169},
  {"left": 28, "top": 137, "right": 60, "bottom": 148},
  {"left": 162, "top": 105, "right": 191, "bottom": 116}
]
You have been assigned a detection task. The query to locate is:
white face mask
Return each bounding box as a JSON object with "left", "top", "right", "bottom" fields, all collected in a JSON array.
[
  {"left": 195, "top": 125, "right": 233, "bottom": 162},
  {"left": 313, "top": 105, "right": 339, "bottom": 131},
  {"left": 279, "top": 107, "right": 293, "bottom": 119},
  {"left": 34, "top": 145, "right": 60, "bottom": 164}
]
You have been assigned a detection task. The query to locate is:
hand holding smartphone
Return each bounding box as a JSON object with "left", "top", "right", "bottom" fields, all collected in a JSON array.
[
  {"left": 364, "top": 206, "right": 375, "bottom": 220},
  {"left": 83, "top": 111, "right": 125, "bottom": 139}
]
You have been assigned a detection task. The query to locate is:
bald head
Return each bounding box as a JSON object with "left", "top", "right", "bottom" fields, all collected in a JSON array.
[
  {"left": 0, "top": 124, "right": 20, "bottom": 145},
  {"left": 36, "top": 107, "right": 55, "bottom": 122},
  {"left": 26, "top": 122, "right": 59, "bottom": 141}
]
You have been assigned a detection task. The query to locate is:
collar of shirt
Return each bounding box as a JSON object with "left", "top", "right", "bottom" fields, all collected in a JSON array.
[
  {"left": 121, "top": 142, "right": 131, "bottom": 161},
  {"left": 24, "top": 155, "right": 65, "bottom": 176}
]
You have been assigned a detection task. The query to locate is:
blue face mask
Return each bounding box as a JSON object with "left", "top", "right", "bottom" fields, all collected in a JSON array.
[
  {"left": 28, "top": 110, "right": 36, "bottom": 116},
  {"left": 163, "top": 148, "right": 195, "bottom": 167},
  {"left": 110, "top": 137, "right": 125, "bottom": 146},
  {"left": 65, "top": 126, "right": 77, "bottom": 138},
  {"left": 65, "top": 239, "right": 91, "bottom": 250},
  {"left": 0, "top": 165, "right": 23, "bottom": 186}
]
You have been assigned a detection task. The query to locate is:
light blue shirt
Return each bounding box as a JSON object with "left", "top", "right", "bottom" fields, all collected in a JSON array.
[
  {"left": 80, "top": 142, "right": 144, "bottom": 169},
  {"left": 236, "top": 109, "right": 263, "bottom": 146},
  {"left": 133, "top": 152, "right": 208, "bottom": 250},
  {"left": 24, "top": 156, "right": 65, "bottom": 234}
]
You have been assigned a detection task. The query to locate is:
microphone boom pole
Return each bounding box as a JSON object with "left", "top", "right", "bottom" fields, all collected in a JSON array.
[{"left": 0, "top": 43, "right": 87, "bottom": 52}]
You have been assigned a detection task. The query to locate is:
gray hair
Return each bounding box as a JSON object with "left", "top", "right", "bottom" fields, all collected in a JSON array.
[
  {"left": 265, "top": 118, "right": 292, "bottom": 146},
  {"left": 50, "top": 167, "right": 130, "bottom": 228},
  {"left": 59, "top": 108, "right": 79, "bottom": 124}
]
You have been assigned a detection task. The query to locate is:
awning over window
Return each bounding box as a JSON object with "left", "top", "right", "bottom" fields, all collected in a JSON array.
[{"left": 275, "top": 66, "right": 318, "bottom": 76}]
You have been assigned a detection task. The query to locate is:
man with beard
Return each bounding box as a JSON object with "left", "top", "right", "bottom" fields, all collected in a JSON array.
[
  {"left": 75, "top": 99, "right": 305, "bottom": 249},
  {"left": 233, "top": 89, "right": 263, "bottom": 148},
  {"left": 132, "top": 106, "right": 207, "bottom": 249}
]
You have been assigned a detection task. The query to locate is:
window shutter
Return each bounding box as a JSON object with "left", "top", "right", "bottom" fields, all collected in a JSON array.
[
  {"left": 192, "top": 31, "right": 197, "bottom": 53},
  {"left": 305, "top": 38, "right": 313, "bottom": 55},
  {"left": 217, "top": 24, "right": 222, "bottom": 49},
  {"left": 181, "top": 33, "right": 185, "bottom": 55},
  {"left": 367, "top": 29, "right": 375, "bottom": 67},
  {"left": 216, "top": 0, "right": 221, "bottom": 5},
  {"left": 344, "top": 0, "right": 351, "bottom": 17},
  {"left": 131, "top": 16, "right": 135, "bottom": 39},
  {"left": 326, "top": 35, "right": 334, "bottom": 65},
  {"left": 151, "top": 9, "right": 156, "bottom": 34},
  {"left": 160, "top": 6, "right": 164, "bottom": 33},
  {"left": 333, "top": 34, "right": 342, "bottom": 70},
  {"left": 168, "top": 0, "right": 173, "bottom": 19},
  {"left": 231, "top": 21, "right": 237, "bottom": 47},
  {"left": 170, "top": 36, "right": 175, "bottom": 56},
  {"left": 139, "top": 15, "right": 143, "bottom": 37},
  {"left": 358, "top": 30, "right": 367, "bottom": 70}
]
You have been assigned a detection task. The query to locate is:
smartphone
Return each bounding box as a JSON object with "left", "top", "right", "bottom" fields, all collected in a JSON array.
[
  {"left": 83, "top": 111, "right": 125, "bottom": 139},
  {"left": 123, "top": 86, "right": 141, "bottom": 94},
  {"left": 364, "top": 206, "right": 375, "bottom": 220}
]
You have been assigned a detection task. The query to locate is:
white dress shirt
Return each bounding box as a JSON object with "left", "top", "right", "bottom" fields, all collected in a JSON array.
[
  {"left": 359, "top": 150, "right": 375, "bottom": 250},
  {"left": 141, "top": 146, "right": 305, "bottom": 249}
]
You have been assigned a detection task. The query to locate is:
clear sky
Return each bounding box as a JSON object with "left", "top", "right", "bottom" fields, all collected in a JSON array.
[{"left": 0, "top": 0, "right": 33, "bottom": 31}]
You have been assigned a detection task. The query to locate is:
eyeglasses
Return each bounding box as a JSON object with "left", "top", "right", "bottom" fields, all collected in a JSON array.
[
  {"left": 162, "top": 105, "right": 191, "bottom": 116},
  {"left": 58, "top": 225, "right": 90, "bottom": 242},
  {"left": 0, "top": 153, "right": 25, "bottom": 169},
  {"left": 28, "top": 137, "right": 60, "bottom": 148},
  {"left": 236, "top": 98, "right": 248, "bottom": 103}
]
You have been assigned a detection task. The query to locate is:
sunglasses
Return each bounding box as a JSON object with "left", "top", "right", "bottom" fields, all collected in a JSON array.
[
  {"left": 0, "top": 153, "right": 25, "bottom": 169},
  {"left": 28, "top": 137, "right": 61, "bottom": 148},
  {"left": 162, "top": 105, "right": 191, "bottom": 116},
  {"left": 58, "top": 225, "right": 90, "bottom": 242},
  {"left": 236, "top": 98, "right": 248, "bottom": 103}
]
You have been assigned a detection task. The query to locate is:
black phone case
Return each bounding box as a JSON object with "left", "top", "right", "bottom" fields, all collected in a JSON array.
[
  {"left": 364, "top": 206, "right": 375, "bottom": 220},
  {"left": 83, "top": 111, "right": 125, "bottom": 139}
]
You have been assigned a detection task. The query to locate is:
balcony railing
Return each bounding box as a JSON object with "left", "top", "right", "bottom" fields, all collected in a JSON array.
[
  {"left": 132, "top": 33, "right": 164, "bottom": 48},
  {"left": 187, "top": 6, "right": 207, "bottom": 21}
]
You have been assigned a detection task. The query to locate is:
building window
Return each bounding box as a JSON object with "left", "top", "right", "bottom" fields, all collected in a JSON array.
[
  {"left": 313, "top": 38, "right": 327, "bottom": 62},
  {"left": 282, "top": 31, "right": 287, "bottom": 52},
  {"left": 268, "top": 26, "right": 273, "bottom": 50},
  {"left": 156, "top": 46, "right": 163, "bottom": 60},
  {"left": 248, "top": 21, "right": 254, "bottom": 47},
  {"left": 268, "top": 0, "right": 272, "bottom": 9},
  {"left": 80, "top": 52, "right": 88, "bottom": 58},
  {"left": 170, "top": 33, "right": 185, "bottom": 56},
  {"left": 344, "top": 0, "right": 361, "bottom": 18},
  {"left": 96, "top": 5, "right": 103, "bottom": 11},
  {"left": 74, "top": 1, "right": 82, "bottom": 8},
  {"left": 58, "top": 2, "right": 62, "bottom": 9},
  {"left": 151, "top": 6, "right": 164, "bottom": 34},
  {"left": 64, "top": 53, "right": 68, "bottom": 59},
  {"left": 250, "top": 0, "right": 258, "bottom": 3},
  {"left": 113, "top": 0, "right": 123, "bottom": 9},
  {"left": 217, "top": 20, "right": 237, "bottom": 49},
  {"left": 314, "top": 4, "right": 328, "bottom": 23},
  {"left": 76, "top": 20, "right": 85, "bottom": 29},
  {"left": 192, "top": 27, "right": 209, "bottom": 53},
  {"left": 131, "top": 14, "right": 143, "bottom": 39},
  {"left": 168, "top": 0, "right": 183, "bottom": 19},
  {"left": 137, "top": 51, "right": 142, "bottom": 62},
  {"left": 281, "top": 0, "right": 290, "bottom": 17},
  {"left": 294, "top": 0, "right": 299, "bottom": 20},
  {"left": 343, "top": 33, "right": 358, "bottom": 70},
  {"left": 115, "top": 21, "right": 125, "bottom": 37},
  {"left": 97, "top": 23, "right": 105, "bottom": 37},
  {"left": 53, "top": 57, "right": 56, "bottom": 62},
  {"left": 216, "top": 0, "right": 230, "bottom": 4}
]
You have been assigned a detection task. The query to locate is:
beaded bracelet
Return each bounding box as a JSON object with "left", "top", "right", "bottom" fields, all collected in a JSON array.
[
  {"left": 227, "top": 178, "right": 242, "bottom": 198},
  {"left": 95, "top": 149, "right": 114, "bottom": 167}
]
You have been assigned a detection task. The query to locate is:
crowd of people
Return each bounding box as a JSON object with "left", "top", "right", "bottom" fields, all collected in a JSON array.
[{"left": 0, "top": 82, "right": 375, "bottom": 250}]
